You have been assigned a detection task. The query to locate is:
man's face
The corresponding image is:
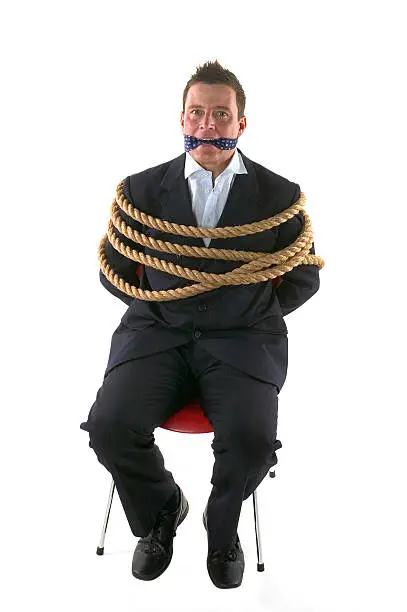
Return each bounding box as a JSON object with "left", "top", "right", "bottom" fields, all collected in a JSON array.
[{"left": 180, "top": 83, "right": 247, "bottom": 169}]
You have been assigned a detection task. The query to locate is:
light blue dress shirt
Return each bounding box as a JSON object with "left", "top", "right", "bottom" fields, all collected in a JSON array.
[{"left": 184, "top": 149, "right": 248, "bottom": 246}]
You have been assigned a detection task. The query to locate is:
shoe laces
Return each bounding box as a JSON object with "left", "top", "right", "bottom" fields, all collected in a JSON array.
[
  {"left": 211, "top": 548, "right": 238, "bottom": 563},
  {"left": 138, "top": 515, "right": 170, "bottom": 556},
  {"left": 139, "top": 538, "right": 163, "bottom": 555},
  {"left": 209, "top": 537, "right": 239, "bottom": 563}
]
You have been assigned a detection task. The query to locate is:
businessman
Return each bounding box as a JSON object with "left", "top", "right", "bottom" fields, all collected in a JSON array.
[{"left": 80, "top": 59, "right": 321, "bottom": 589}]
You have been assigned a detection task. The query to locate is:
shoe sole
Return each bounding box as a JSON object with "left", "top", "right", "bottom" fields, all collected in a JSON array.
[{"left": 132, "top": 497, "right": 189, "bottom": 581}]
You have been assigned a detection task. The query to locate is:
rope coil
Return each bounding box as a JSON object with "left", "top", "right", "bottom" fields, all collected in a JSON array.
[{"left": 98, "top": 178, "right": 325, "bottom": 302}]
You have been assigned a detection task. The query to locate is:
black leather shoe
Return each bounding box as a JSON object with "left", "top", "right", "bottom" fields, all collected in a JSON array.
[
  {"left": 132, "top": 486, "right": 189, "bottom": 581},
  {"left": 203, "top": 504, "right": 245, "bottom": 589}
]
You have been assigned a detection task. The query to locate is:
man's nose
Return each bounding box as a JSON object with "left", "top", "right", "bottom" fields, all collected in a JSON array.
[{"left": 200, "top": 113, "right": 215, "bottom": 129}]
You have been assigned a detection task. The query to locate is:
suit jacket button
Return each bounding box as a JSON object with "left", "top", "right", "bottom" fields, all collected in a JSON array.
[
  {"left": 198, "top": 304, "right": 207, "bottom": 312},
  {"left": 194, "top": 330, "right": 202, "bottom": 339}
]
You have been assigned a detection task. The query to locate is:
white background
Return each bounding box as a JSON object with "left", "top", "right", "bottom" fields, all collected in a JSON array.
[{"left": 1, "top": 1, "right": 406, "bottom": 610}]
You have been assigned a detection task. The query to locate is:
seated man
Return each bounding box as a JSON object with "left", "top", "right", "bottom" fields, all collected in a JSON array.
[{"left": 80, "top": 59, "right": 321, "bottom": 590}]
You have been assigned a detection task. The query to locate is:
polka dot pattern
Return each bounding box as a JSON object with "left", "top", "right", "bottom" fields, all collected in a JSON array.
[{"left": 184, "top": 134, "right": 238, "bottom": 152}]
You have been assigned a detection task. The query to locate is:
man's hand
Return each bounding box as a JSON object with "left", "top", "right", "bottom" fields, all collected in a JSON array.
[
  {"left": 272, "top": 277, "right": 283, "bottom": 289},
  {"left": 273, "top": 184, "right": 320, "bottom": 316}
]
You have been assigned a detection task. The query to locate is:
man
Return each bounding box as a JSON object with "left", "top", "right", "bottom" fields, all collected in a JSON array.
[{"left": 80, "top": 60, "right": 321, "bottom": 589}]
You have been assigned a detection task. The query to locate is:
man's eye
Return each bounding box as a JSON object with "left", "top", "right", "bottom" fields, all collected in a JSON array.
[{"left": 190, "top": 110, "right": 227, "bottom": 117}]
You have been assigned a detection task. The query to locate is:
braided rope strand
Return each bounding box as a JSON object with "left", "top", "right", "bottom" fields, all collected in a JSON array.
[{"left": 98, "top": 178, "right": 325, "bottom": 302}]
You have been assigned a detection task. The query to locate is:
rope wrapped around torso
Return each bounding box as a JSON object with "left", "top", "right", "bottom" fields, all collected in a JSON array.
[{"left": 98, "top": 178, "right": 325, "bottom": 302}]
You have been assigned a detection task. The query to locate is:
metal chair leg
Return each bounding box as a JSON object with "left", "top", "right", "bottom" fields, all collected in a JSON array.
[
  {"left": 96, "top": 478, "right": 115, "bottom": 555},
  {"left": 252, "top": 469, "right": 276, "bottom": 572},
  {"left": 252, "top": 488, "right": 264, "bottom": 571},
  {"left": 98, "top": 471, "right": 276, "bottom": 564}
]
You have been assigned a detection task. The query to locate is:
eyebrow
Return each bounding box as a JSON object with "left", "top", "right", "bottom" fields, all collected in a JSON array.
[{"left": 188, "top": 104, "right": 231, "bottom": 111}]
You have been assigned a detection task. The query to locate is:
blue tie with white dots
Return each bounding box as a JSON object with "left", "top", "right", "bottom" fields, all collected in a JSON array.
[{"left": 184, "top": 134, "right": 238, "bottom": 152}]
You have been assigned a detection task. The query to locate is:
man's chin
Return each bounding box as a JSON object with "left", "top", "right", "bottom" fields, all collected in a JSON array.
[{"left": 196, "top": 144, "right": 218, "bottom": 152}]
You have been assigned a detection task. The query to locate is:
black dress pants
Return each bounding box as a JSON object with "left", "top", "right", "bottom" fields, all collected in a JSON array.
[{"left": 80, "top": 340, "right": 281, "bottom": 552}]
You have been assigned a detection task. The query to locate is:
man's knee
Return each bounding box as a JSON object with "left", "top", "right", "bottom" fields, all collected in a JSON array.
[
  {"left": 234, "top": 426, "right": 279, "bottom": 463},
  {"left": 81, "top": 409, "right": 153, "bottom": 455},
  {"left": 212, "top": 420, "right": 278, "bottom": 464}
]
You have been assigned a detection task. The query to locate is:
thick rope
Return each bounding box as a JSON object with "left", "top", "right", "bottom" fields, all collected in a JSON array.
[{"left": 98, "top": 178, "right": 325, "bottom": 302}]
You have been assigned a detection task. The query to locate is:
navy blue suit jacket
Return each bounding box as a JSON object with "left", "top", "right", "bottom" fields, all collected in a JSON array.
[{"left": 99, "top": 148, "right": 320, "bottom": 392}]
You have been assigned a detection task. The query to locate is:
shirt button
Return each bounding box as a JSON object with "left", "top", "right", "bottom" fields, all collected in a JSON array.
[
  {"left": 194, "top": 330, "right": 202, "bottom": 339},
  {"left": 198, "top": 304, "right": 207, "bottom": 312}
]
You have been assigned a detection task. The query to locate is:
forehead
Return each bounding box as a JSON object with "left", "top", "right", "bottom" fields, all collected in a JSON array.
[{"left": 185, "top": 83, "right": 237, "bottom": 111}]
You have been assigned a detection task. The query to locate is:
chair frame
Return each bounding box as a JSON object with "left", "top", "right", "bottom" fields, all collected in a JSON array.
[
  {"left": 96, "top": 469, "right": 276, "bottom": 572},
  {"left": 94, "top": 264, "right": 278, "bottom": 571}
]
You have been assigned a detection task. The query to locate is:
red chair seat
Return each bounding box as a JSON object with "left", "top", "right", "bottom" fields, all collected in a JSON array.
[
  {"left": 135, "top": 262, "right": 212, "bottom": 435},
  {"left": 160, "top": 400, "right": 213, "bottom": 434}
]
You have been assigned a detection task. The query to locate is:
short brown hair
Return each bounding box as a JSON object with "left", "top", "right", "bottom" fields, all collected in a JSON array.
[{"left": 182, "top": 59, "right": 246, "bottom": 120}]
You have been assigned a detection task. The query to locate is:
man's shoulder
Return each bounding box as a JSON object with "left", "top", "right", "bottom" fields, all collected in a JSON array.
[
  {"left": 124, "top": 152, "right": 184, "bottom": 207},
  {"left": 126, "top": 150, "right": 296, "bottom": 187},
  {"left": 245, "top": 154, "right": 300, "bottom": 204},
  {"left": 250, "top": 156, "right": 298, "bottom": 188},
  {"left": 123, "top": 149, "right": 300, "bottom": 208},
  {"left": 128, "top": 152, "right": 184, "bottom": 184}
]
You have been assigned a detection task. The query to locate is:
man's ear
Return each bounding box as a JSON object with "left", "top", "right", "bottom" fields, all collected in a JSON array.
[{"left": 238, "top": 116, "right": 247, "bottom": 137}]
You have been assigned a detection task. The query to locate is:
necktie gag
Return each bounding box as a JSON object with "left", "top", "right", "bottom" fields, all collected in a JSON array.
[{"left": 184, "top": 134, "right": 238, "bottom": 152}]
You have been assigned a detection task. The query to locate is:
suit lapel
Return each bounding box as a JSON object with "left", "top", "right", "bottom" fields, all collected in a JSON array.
[
  {"left": 156, "top": 148, "right": 261, "bottom": 249},
  {"left": 157, "top": 152, "right": 198, "bottom": 231}
]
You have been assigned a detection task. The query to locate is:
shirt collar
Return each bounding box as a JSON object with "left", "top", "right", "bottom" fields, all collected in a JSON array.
[{"left": 184, "top": 148, "right": 248, "bottom": 180}]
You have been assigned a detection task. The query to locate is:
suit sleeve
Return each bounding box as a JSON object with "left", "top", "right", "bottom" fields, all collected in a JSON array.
[
  {"left": 274, "top": 184, "right": 320, "bottom": 317},
  {"left": 99, "top": 176, "right": 145, "bottom": 306}
]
